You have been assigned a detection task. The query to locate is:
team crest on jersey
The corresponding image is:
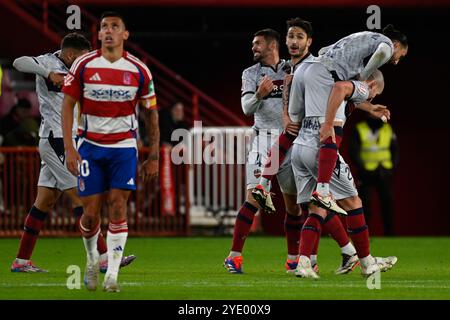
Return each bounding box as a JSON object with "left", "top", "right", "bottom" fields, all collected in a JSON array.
[
  {"left": 79, "top": 178, "right": 85, "bottom": 192},
  {"left": 123, "top": 72, "right": 132, "bottom": 85},
  {"left": 253, "top": 169, "right": 261, "bottom": 178}
]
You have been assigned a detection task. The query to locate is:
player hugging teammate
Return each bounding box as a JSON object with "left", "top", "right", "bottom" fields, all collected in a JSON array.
[{"left": 226, "top": 21, "right": 408, "bottom": 278}]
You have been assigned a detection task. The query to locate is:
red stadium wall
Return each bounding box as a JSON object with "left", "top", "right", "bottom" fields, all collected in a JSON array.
[{"left": 1, "top": 4, "right": 448, "bottom": 236}]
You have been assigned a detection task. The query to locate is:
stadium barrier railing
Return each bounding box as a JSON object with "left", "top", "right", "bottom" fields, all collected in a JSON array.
[
  {"left": 0, "top": 146, "right": 190, "bottom": 237},
  {"left": 188, "top": 126, "right": 260, "bottom": 233}
]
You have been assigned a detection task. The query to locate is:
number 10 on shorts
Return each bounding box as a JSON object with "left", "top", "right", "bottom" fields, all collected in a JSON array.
[{"left": 79, "top": 159, "right": 90, "bottom": 177}]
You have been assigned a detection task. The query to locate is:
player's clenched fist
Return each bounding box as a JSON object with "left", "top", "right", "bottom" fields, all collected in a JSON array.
[
  {"left": 256, "top": 75, "right": 274, "bottom": 100},
  {"left": 65, "top": 147, "right": 81, "bottom": 176}
]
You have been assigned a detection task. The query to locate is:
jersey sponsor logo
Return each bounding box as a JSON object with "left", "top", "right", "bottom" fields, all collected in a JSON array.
[
  {"left": 85, "top": 88, "right": 134, "bottom": 101},
  {"left": 89, "top": 72, "right": 102, "bottom": 81},
  {"left": 258, "top": 79, "right": 284, "bottom": 99}
]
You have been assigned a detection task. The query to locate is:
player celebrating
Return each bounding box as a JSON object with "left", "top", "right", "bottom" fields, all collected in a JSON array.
[
  {"left": 310, "top": 25, "right": 408, "bottom": 213},
  {"left": 224, "top": 21, "right": 359, "bottom": 275},
  {"left": 10, "top": 33, "right": 135, "bottom": 273},
  {"left": 62, "top": 12, "right": 159, "bottom": 292},
  {"left": 251, "top": 18, "right": 360, "bottom": 275},
  {"left": 223, "top": 28, "right": 297, "bottom": 274},
  {"left": 289, "top": 65, "right": 396, "bottom": 278}
]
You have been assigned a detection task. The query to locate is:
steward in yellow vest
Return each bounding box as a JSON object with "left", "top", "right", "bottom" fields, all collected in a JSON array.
[
  {"left": 349, "top": 117, "right": 399, "bottom": 236},
  {"left": 356, "top": 121, "right": 393, "bottom": 171}
]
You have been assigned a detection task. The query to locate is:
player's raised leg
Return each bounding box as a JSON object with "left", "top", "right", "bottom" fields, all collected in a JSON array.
[
  {"left": 311, "top": 126, "right": 347, "bottom": 216},
  {"left": 253, "top": 132, "right": 296, "bottom": 212}
]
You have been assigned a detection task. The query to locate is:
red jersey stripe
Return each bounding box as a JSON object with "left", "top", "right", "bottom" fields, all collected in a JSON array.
[
  {"left": 81, "top": 100, "right": 136, "bottom": 118},
  {"left": 79, "top": 130, "right": 136, "bottom": 144}
]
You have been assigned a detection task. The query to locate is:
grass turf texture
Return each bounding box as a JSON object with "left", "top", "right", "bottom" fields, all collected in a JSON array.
[{"left": 0, "top": 237, "right": 449, "bottom": 300}]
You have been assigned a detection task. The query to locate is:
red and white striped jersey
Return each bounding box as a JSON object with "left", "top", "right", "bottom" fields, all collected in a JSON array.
[{"left": 62, "top": 49, "right": 157, "bottom": 148}]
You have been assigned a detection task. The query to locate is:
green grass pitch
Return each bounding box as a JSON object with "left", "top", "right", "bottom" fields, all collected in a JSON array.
[{"left": 0, "top": 237, "right": 449, "bottom": 299}]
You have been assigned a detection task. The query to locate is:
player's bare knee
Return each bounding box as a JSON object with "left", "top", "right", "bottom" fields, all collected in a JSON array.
[
  {"left": 285, "top": 201, "right": 300, "bottom": 216},
  {"left": 80, "top": 214, "right": 100, "bottom": 230},
  {"left": 338, "top": 196, "right": 362, "bottom": 211},
  {"left": 34, "top": 187, "right": 59, "bottom": 212},
  {"left": 65, "top": 187, "right": 82, "bottom": 208},
  {"left": 308, "top": 203, "right": 327, "bottom": 218},
  {"left": 283, "top": 193, "right": 300, "bottom": 216}
]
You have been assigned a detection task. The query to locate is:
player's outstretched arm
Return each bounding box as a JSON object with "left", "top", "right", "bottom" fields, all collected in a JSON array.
[
  {"left": 359, "top": 42, "right": 392, "bottom": 81},
  {"left": 139, "top": 101, "right": 160, "bottom": 184},
  {"left": 61, "top": 94, "right": 81, "bottom": 176},
  {"left": 355, "top": 101, "right": 390, "bottom": 122}
]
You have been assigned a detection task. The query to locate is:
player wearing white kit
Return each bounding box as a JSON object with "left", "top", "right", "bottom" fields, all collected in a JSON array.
[
  {"left": 310, "top": 25, "right": 408, "bottom": 213},
  {"left": 250, "top": 18, "right": 360, "bottom": 275},
  {"left": 289, "top": 63, "right": 397, "bottom": 278},
  {"left": 224, "top": 28, "right": 304, "bottom": 274},
  {"left": 10, "top": 33, "right": 135, "bottom": 273}
]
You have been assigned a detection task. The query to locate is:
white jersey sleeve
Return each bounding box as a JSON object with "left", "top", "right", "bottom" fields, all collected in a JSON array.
[{"left": 349, "top": 81, "right": 370, "bottom": 105}]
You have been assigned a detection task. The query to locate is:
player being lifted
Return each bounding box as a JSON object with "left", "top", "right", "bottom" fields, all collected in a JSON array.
[
  {"left": 253, "top": 25, "right": 407, "bottom": 216},
  {"left": 10, "top": 33, "right": 135, "bottom": 273},
  {"left": 62, "top": 12, "right": 159, "bottom": 292},
  {"left": 289, "top": 59, "right": 396, "bottom": 277},
  {"left": 255, "top": 18, "right": 362, "bottom": 275},
  {"left": 311, "top": 24, "right": 408, "bottom": 214}
]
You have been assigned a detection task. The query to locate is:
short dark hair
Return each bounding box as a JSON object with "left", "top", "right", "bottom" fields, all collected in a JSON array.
[
  {"left": 382, "top": 24, "right": 408, "bottom": 47},
  {"left": 286, "top": 17, "right": 313, "bottom": 38},
  {"left": 61, "top": 33, "right": 91, "bottom": 51},
  {"left": 254, "top": 29, "right": 280, "bottom": 47},
  {"left": 100, "top": 11, "right": 127, "bottom": 29}
]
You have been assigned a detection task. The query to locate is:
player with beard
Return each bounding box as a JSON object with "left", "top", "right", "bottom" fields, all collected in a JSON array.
[{"left": 251, "top": 18, "right": 360, "bottom": 275}]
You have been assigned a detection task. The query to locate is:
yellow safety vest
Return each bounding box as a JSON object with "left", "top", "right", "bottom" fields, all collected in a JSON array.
[{"left": 356, "top": 121, "right": 393, "bottom": 171}]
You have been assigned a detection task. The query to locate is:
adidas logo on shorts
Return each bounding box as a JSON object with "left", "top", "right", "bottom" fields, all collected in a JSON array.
[{"left": 127, "top": 178, "right": 134, "bottom": 185}]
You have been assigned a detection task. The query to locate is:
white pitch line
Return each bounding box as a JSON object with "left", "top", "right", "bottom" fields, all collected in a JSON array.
[
  {"left": 1, "top": 280, "right": 449, "bottom": 290},
  {"left": 0, "top": 282, "right": 146, "bottom": 288}
]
